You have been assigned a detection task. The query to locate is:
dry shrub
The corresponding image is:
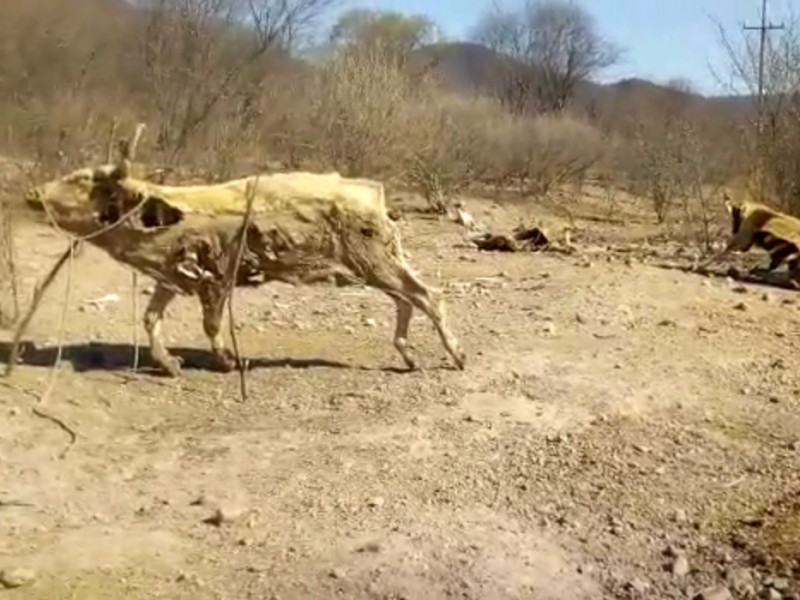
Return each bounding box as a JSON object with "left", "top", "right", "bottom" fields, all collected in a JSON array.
[
  {"left": 400, "top": 93, "right": 501, "bottom": 212},
  {"left": 757, "top": 96, "right": 800, "bottom": 214},
  {"left": 490, "top": 114, "right": 602, "bottom": 196},
  {"left": 0, "top": 0, "right": 606, "bottom": 219},
  {"left": 625, "top": 117, "right": 733, "bottom": 244},
  {"left": 284, "top": 49, "right": 416, "bottom": 177}
]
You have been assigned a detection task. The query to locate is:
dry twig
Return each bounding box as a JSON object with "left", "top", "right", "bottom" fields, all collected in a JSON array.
[
  {"left": 4, "top": 242, "right": 80, "bottom": 377},
  {"left": 225, "top": 176, "right": 258, "bottom": 402}
]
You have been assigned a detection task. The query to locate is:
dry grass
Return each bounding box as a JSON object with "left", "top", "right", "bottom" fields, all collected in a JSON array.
[{"left": 0, "top": 0, "right": 753, "bottom": 233}]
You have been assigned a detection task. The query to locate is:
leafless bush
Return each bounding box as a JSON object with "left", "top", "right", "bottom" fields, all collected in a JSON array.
[
  {"left": 287, "top": 48, "right": 415, "bottom": 177},
  {"left": 487, "top": 114, "right": 603, "bottom": 197},
  {"left": 625, "top": 115, "right": 733, "bottom": 240},
  {"left": 400, "top": 94, "right": 499, "bottom": 212}
]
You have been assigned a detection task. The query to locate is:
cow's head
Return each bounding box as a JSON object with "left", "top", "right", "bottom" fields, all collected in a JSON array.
[
  {"left": 24, "top": 124, "right": 182, "bottom": 235},
  {"left": 723, "top": 191, "right": 745, "bottom": 235}
]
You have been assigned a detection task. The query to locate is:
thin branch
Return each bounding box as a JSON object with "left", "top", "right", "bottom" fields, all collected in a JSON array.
[
  {"left": 4, "top": 242, "right": 80, "bottom": 377},
  {"left": 224, "top": 175, "right": 259, "bottom": 402}
]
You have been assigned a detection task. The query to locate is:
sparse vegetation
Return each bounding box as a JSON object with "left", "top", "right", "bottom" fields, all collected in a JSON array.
[
  {"left": 714, "top": 7, "right": 800, "bottom": 214},
  {"left": 6, "top": 2, "right": 800, "bottom": 599}
]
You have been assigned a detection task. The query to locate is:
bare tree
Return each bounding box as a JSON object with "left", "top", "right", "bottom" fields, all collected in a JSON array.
[
  {"left": 329, "top": 8, "right": 440, "bottom": 63},
  {"left": 473, "top": 0, "right": 620, "bottom": 114},
  {"left": 712, "top": 7, "right": 800, "bottom": 212},
  {"left": 134, "top": 0, "right": 337, "bottom": 164}
]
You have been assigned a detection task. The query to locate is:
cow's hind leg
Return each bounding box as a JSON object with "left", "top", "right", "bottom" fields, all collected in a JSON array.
[
  {"left": 199, "top": 287, "right": 236, "bottom": 372},
  {"left": 371, "top": 267, "right": 465, "bottom": 370},
  {"left": 144, "top": 283, "right": 182, "bottom": 376},
  {"left": 388, "top": 293, "right": 416, "bottom": 370}
]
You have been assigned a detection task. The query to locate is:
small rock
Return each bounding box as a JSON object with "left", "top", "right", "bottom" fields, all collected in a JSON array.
[
  {"left": 726, "top": 568, "right": 756, "bottom": 596},
  {"left": 769, "top": 396, "right": 781, "bottom": 404},
  {"left": 672, "top": 555, "right": 690, "bottom": 577},
  {"left": 8, "top": 407, "right": 19, "bottom": 417},
  {"left": 787, "top": 440, "right": 799, "bottom": 451},
  {"left": 0, "top": 568, "right": 36, "bottom": 589},
  {"left": 672, "top": 508, "right": 688, "bottom": 523},
  {"left": 363, "top": 318, "right": 377, "bottom": 327},
  {"left": 734, "top": 302, "right": 748, "bottom": 311},
  {"left": 542, "top": 322, "right": 557, "bottom": 335},
  {"left": 764, "top": 590, "right": 782, "bottom": 600},
  {"left": 694, "top": 586, "right": 733, "bottom": 600},
  {"left": 762, "top": 293, "right": 773, "bottom": 302},
  {"left": 367, "top": 497, "right": 385, "bottom": 508},
  {"left": 766, "top": 577, "right": 790, "bottom": 592},
  {"left": 329, "top": 568, "right": 346, "bottom": 579},
  {"left": 625, "top": 578, "right": 650, "bottom": 594},
  {"left": 733, "top": 285, "right": 748, "bottom": 294}
]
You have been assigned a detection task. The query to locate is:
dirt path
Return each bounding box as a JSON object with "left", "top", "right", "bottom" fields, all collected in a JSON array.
[{"left": 1, "top": 195, "right": 799, "bottom": 599}]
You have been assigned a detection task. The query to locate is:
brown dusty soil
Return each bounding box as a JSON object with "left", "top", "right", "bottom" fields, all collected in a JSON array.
[{"left": 1, "top": 185, "right": 800, "bottom": 599}]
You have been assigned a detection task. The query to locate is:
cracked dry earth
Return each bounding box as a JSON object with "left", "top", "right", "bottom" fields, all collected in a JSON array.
[{"left": 1, "top": 189, "right": 800, "bottom": 600}]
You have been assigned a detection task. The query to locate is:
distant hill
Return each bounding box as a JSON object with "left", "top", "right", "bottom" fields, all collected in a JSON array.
[{"left": 416, "top": 42, "right": 755, "bottom": 123}]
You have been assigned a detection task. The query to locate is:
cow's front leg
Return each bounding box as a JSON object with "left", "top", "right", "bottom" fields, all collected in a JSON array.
[
  {"left": 143, "top": 283, "right": 182, "bottom": 376},
  {"left": 199, "top": 287, "right": 236, "bottom": 372}
]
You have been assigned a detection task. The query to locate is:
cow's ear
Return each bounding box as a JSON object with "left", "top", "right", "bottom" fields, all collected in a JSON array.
[
  {"left": 723, "top": 191, "right": 733, "bottom": 213},
  {"left": 113, "top": 123, "right": 146, "bottom": 180}
]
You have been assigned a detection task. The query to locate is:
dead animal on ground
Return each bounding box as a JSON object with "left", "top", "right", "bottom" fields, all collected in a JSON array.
[
  {"left": 696, "top": 194, "right": 800, "bottom": 289},
  {"left": 23, "top": 124, "right": 466, "bottom": 377},
  {"left": 470, "top": 225, "right": 552, "bottom": 253}
]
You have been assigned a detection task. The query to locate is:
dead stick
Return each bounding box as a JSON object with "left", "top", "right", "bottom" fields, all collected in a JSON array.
[
  {"left": 225, "top": 176, "right": 258, "bottom": 402},
  {"left": 4, "top": 241, "right": 80, "bottom": 377},
  {"left": 131, "top": 270, "right": 140, "bottom": 371}
]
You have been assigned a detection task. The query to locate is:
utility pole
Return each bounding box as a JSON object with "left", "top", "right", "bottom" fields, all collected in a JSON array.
[
  {"left": 743, "top": 0, "right": 783, "bottom": 200},
  {"left": 743, "top": 0, "right": 784, "bottom": 133}
]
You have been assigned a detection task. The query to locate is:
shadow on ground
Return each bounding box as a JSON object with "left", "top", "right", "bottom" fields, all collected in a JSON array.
[{"left": 0, "top": 340, "right": 352, "bottom": 374}]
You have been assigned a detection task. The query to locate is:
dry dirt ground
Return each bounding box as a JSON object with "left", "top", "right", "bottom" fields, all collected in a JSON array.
[{"left": 1, "top": 186, "right": 800, "bottom": 600}]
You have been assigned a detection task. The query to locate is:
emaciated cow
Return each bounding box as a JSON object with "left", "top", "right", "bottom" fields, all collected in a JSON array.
[{"left": 24, "top": 124, "right": 466, "bottom": 376}]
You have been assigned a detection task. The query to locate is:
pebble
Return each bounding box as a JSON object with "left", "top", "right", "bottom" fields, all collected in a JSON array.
[
  {"left": 764, "top": 589, "right": 782, "bottom": 600},
  {"left": 0, "top": 568, "right": 36, "bottom": 589},
  {"left": 733, "top": 302, "right": 748, "bottom": 311},
  {"left": 329, "top": 568, "right": 346, "bottom": 579},
  {"left": 672, "top": 555, "right": 690, "bottom": 577},
  {"left": 671, "top": 508, "right": 688, "bottom": 523},
  {"left": 367, "top": 496, "right": 385, "bottom": 508},
  {"left": 765, "top": 577, "right": 790, "bottom": 592},
  {"left": 625, "top": 578, "right": 650, "bottom": 594},
  {"left": 726, "top": 568, "right": 755, "bottom": 596},
  {"left": 693, "top": 586, "right": 733, "bottom": 600}
]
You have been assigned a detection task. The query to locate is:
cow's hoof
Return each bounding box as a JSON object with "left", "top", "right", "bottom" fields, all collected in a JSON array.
[
  {"left": 402, "top": 357, "right": 418, "bottom": 371},
  {"left": 213, "top": 351, "right": 238, "bottom": 373},
  {"left": 158, "top": 355, "right": 184, "bottom": 377}
]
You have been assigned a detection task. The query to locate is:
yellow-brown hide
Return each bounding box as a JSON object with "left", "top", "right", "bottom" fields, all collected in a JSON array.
[
  {"left": 728, "top": 200, "right": 800, "bottom": 252},
  {"left": 25, "top": 166, "right": 399, "bottom": 293}
]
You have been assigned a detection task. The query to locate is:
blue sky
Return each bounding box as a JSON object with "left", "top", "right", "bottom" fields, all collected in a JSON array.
[{"left": 333, "top": 0, "right": 795, "bottom": 95}]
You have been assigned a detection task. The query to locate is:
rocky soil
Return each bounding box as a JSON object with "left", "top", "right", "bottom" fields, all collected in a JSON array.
[{"left": 1, "top": 187, "right": 799, "bottom": 599}]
